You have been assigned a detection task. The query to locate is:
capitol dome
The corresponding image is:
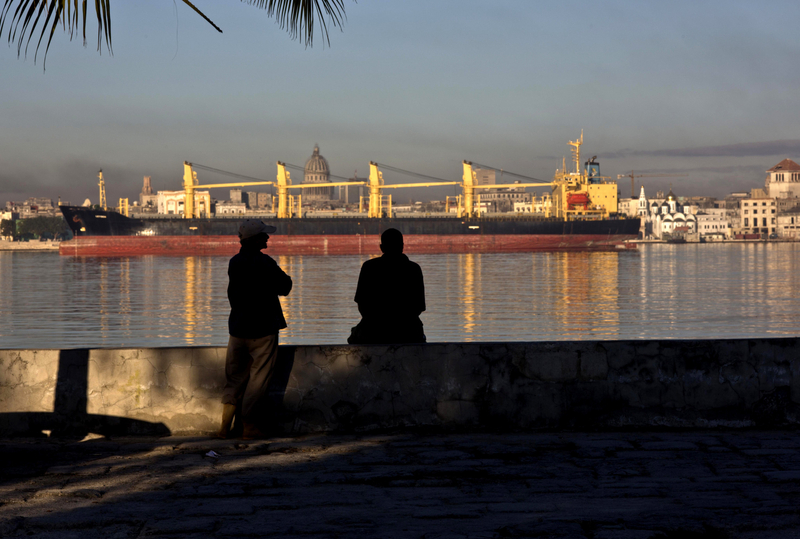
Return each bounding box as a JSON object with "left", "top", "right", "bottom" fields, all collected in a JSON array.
[
  {"left": 304, "top": 145, "right": 329, "bottom": 175},
  {"left": 302, "top": 145, "right": 333, "bottom": 202}
]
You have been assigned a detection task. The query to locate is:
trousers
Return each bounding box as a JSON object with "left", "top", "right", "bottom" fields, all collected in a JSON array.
[{"left": 222, "top": 333, "right": 279, "bottom": 420}]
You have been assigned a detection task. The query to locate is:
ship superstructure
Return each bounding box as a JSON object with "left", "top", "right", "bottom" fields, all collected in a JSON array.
[{"left": 550, "top": 132, "right": 619, "bottom": 220}]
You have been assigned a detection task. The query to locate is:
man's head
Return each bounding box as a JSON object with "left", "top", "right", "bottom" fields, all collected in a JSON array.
[
  {"left": 239, "top": 220, "right": 277, "bottom": 250},
  {"left": 380, "top": 228, "right": 404, "bottom": 255}
]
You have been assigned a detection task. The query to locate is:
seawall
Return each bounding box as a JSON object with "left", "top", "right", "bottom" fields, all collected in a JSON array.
[
  {"left": 1, "top": 339, "right": 799, "bottom": 436},
  {"left": 0, "top": 240, "right": 59, "bottom": 251}
]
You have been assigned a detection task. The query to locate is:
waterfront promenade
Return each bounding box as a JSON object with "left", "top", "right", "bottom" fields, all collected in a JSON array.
[
  {"left": 2, "top": 430, "right": 800, "bottom": 538},
  {"left": 3, "top": 338, "right": 800, "bottom": 537}
]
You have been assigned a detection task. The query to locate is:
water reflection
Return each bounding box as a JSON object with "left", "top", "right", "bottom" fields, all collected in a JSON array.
[
  {"left": 185, "top": 257, "right": 197, "bottom": 343},
  {"left": 460, "top": 253, "right": 480, "bottom": 339},
  {"left": 1, "top": 244, "right": 799, "bottom": 349}
]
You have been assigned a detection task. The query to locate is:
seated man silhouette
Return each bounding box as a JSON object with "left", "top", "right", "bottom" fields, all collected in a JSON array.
[{"left": 348, "top": 228, "right": 426, "bottom": 344}]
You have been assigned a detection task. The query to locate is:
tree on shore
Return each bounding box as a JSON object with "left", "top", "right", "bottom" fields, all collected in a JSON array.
[
  {"left": 0, "top": 219, "right": 15, "bottom": 239},
  {"left": 17, "top": 216, "right": 69, "bottom": 239},
  {"left": 0, "top": 0, "right": 346, "bottom": 64}
]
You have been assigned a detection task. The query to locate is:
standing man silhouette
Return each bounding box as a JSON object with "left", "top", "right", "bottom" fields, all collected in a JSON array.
[
  {"left": 348, "top": 228, "right": 426, "bottom": 344},
  {"left": 219, "top": 220, "right": 292, "bottom": 439}
]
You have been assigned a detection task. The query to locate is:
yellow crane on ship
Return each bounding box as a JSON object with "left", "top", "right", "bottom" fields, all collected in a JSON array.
[
  {"left": 178, "top": 132, "right": 618, "bottom": 220},
  {"left": 181, "top": 160, "right": 551, "bottom": 220},
  {"left": 97, "top": 170, "right": 107, "bottom": 211},
  {"left": 98, "top": 169, "right": 132, "bottom": 216}
]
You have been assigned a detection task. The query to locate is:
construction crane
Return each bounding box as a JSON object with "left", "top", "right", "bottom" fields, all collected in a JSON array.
[
  {"left": 98, "top": 170, "right": 107, "bottom": 211},
  {"left": 617, "top": 171, "right": 689, "bottom": 198}
]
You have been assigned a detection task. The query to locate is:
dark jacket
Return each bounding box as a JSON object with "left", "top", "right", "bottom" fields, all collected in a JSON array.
[
  {"left": 352, "top": 253, "right": 426, "bottom": 343},
  {"left": 227, "top": 247, "right": 292, "bottom": 338}
]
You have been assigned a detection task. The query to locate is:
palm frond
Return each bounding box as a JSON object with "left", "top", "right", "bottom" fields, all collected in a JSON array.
[
  {"left": 242, "top": 0, "right": 346, "bottom": 46},
  {"left": 0, "top": 0, "right": 347, "bottom": 66}
]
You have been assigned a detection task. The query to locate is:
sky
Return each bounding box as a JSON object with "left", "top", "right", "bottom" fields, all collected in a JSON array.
[{"left": 2, "top": 0, "right": 800, "bottom": 205}]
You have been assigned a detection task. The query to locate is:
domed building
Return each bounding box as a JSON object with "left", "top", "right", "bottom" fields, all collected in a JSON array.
[
  {"left": 302, "top": 145, "right": 333, "bottom": 203},
  {"left": 641, "top": 187, "right": 697, "bottom": 239}
]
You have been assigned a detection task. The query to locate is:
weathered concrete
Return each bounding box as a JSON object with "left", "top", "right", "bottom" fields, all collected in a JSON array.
[
  {"left": 0, "top": 240, "right": 59, "bottom": 251},
  {"left": 2, "top": 339, "right": 799, "bottom": 435},
  {"left": 2, "top": 431, "right": 800, "bottom": 538}
]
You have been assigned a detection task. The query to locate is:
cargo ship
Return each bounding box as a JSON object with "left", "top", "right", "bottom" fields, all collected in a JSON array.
[{"left": 59, "top": 134, "right": 640, "bottom": 256}]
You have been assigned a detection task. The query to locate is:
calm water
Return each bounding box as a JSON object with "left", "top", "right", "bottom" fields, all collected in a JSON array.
[{"left": 1, "top": 244, "right": 799, "bottom": 349}]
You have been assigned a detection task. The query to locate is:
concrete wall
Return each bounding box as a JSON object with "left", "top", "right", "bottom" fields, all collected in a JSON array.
[
  {"left": 0, "top": 240, "right": 59, "bottom": 251},
  {"left": 1, "top": 339, "right": 799, "bottom": 436}
]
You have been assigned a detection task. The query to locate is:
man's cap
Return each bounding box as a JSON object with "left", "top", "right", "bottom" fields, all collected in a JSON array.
[{"left": 239, "top": 220, "right": 277, "bottom": 239}]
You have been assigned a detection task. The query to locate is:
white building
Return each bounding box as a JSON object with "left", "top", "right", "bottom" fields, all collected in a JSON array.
[
  {"left": 156, "top": 190, "right": 211, "bottom": 217},
  {"left": 514, "top": 201, "right": 533, "bottom": 213},
  {"left": 777, "top": 207, "right": 800, "bottom": 239},
  {"left": 215, "top": 201, "right": 246, "bottom": 215},
  {"left": 739, "top": 194, "right": 776, "bottom": 236},
  {"left": 765, "top": 159, "right": 800, "bottom": 199},
  {"left": 617, "top": 198, "right": 638, "bottom": 217},
  {"left": 641, "top": 188, "right": 697, "bottom": 239},
  {"left": 695, "top": 210, "right": 731, "bottom": 240}
]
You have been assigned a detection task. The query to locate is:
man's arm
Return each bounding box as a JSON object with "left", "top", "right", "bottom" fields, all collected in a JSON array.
[
  {"left": 354, "top": 262, "right": 377, "bottom": 318},
  {"left": 414, "top": 264, "right": 426, "bottom": 315},
  {"left": 272, "top": 263, "right": 293, "bottom": 296}
]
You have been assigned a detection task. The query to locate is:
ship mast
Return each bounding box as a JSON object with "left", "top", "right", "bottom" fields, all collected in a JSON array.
[
  {"left": 568, "top": 130, "right": 583, "bottom": 175},
  {"left": 98, "top": 170, "right": 107, "bottom": 211}
]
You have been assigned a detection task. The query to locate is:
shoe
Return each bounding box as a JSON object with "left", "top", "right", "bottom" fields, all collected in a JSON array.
[
  {"left": 217, "top": 403, "right": 236, "bottom": 439},
  {"left": 242, "top": 422, "right": 268, "bottom": 440}
]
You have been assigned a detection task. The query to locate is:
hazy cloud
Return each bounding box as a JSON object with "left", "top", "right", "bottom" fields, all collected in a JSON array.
[
  {"left": 616, "top": 165, "right": 766, "bottom": 175},
  {"left": 602, "top": 140, "right": 800, "bottom": 159}
]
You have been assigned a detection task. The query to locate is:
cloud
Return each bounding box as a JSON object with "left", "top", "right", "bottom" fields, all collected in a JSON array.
[
  {"left": 616, "top": 164, "right": 766, "bottom": 175},
  {"left": 602, "top": 140, "right": 800, "bottom": 159}
]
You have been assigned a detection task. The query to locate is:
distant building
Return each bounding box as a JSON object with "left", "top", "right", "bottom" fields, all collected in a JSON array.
[
  {"left": 157, "top": 190, "right": 211, "bottom": 217},
  {"left": 617, "top": 197, "right": 638, "bottom": 217},
  {"left": 340, "top": 174, "right": 367, "bottom": 204},
  {"left": 534, "top": 192, "right": 552, "bottom": 214},
  {"left": 5, "top": 198, "right": 57, "bottom": 218},
  {"left": 478, "top": 181, "right": 530, "bottom": 212},
  {"left": 245, "top": 191, "right": 258, "bottom": 209},
  {"left": 474, "top": 168, "right": 496, "bottom": 193},
  {"left": 230, "top": 189, "right": 243, "bottom": 204},
  {"left": 302, "top": 146, "right": 333, "bottom": 203},
  {"left": 696, "top": 209, "right": 732, "bottom": 240},
  {"left": 765, "top": 158, "right": 800, "bottom": 199},
  {"left": 641, "top": 188, "right": 697, "bottom": 240},
  {"left": 216, "top": 201, "right": 246, "bottom": 215},
  {"left": 139, "top": 176, "right": 158, "bottom": 210},
  {"left": 777, "top": 207, "right": 800, "bottom": 239},
  {"left": 739, "top": 195, "right": 776, "bottom": 236},
  {"left": 513, "top": 201, "right": 533, "bottom": 213},
  {"left": 257, "top": 192, "right": 272, "bottom": 210}
]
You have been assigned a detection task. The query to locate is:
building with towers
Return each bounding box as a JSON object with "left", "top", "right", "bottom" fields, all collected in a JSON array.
[
  {"left": 638, "top": 187, "right": 698, "bottom": 240},
  {"left": 139, "top": 176, "right": 157, "bottom": 211},
  {"left": 765, "top": 159, "right": 800, "bottom": 199}
]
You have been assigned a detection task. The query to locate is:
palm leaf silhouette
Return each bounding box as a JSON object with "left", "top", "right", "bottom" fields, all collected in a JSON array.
[{"left": 0, "top": 0, "right": 346, "bottom": 65}]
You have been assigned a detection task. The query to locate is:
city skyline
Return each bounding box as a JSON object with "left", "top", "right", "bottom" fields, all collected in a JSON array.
[{"left": 3, "top": 1, "right": 800, "bottom": 203}]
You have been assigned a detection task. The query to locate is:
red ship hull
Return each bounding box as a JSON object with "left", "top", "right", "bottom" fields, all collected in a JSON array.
[{"left": 59, "top": 234, "right": 636, "bottom": 256}]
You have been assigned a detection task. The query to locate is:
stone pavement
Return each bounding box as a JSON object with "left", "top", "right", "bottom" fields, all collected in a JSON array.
[{"left": 1, "top": 430, "right": 800, "bottom": 538}]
